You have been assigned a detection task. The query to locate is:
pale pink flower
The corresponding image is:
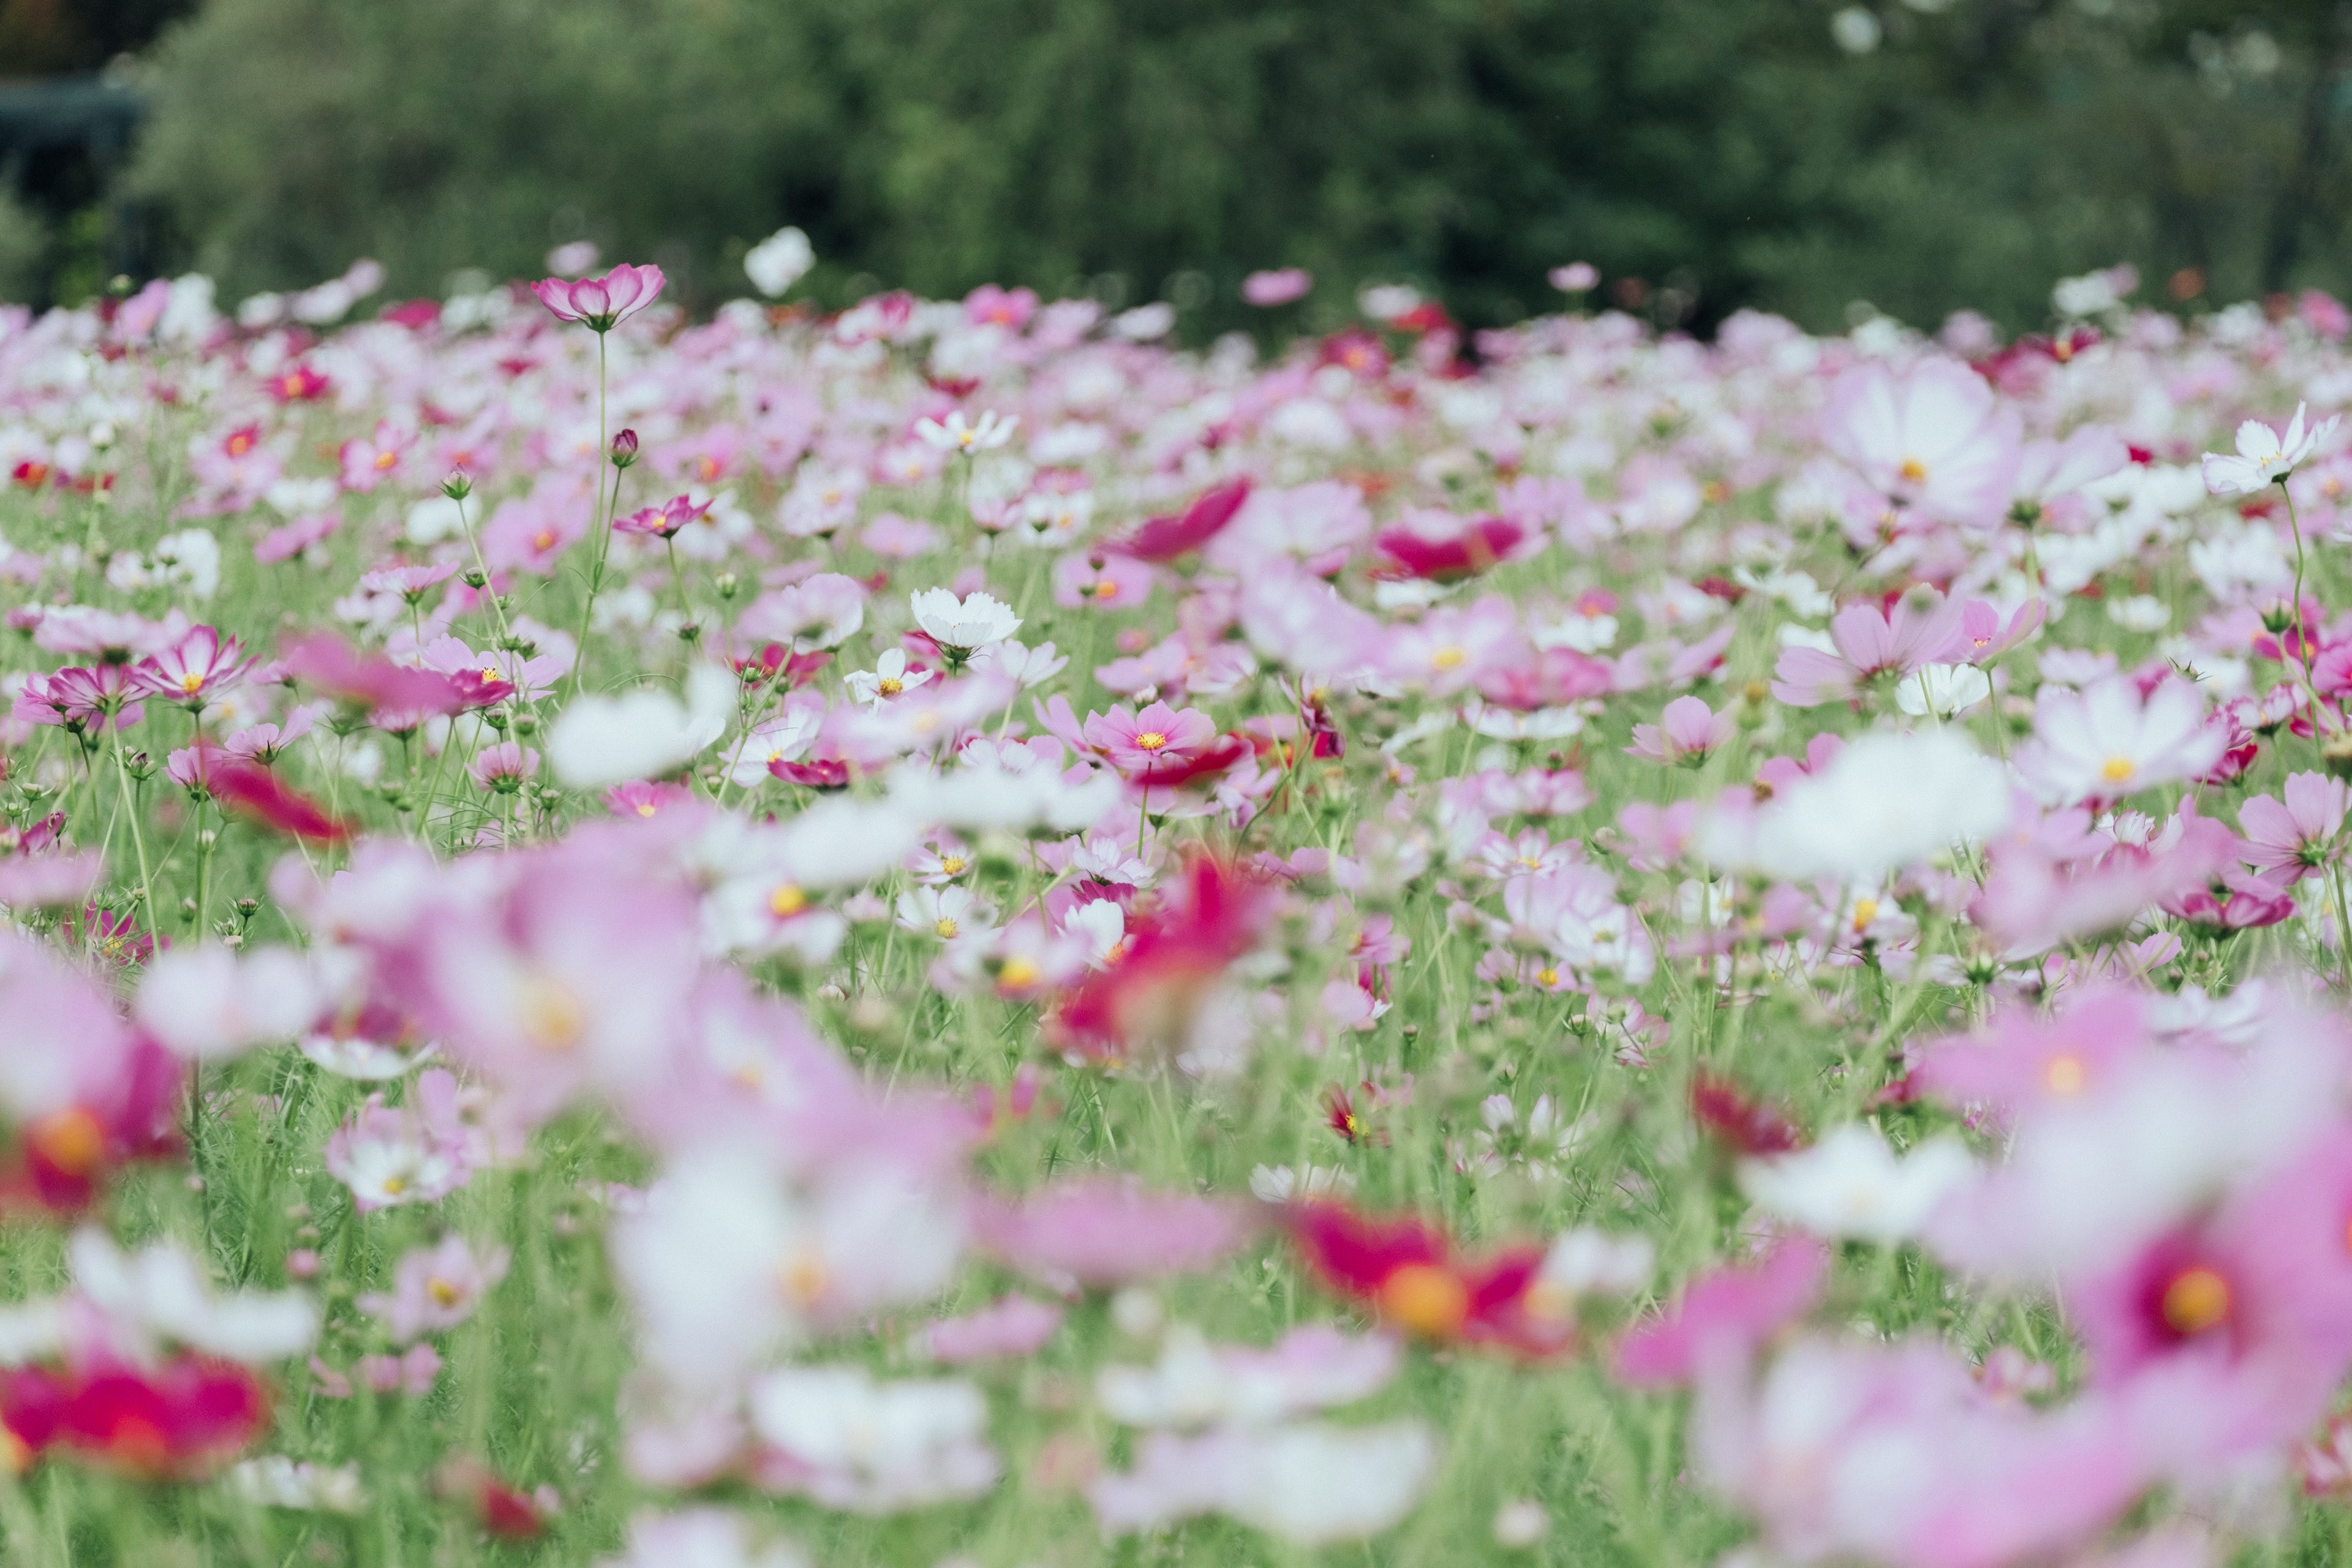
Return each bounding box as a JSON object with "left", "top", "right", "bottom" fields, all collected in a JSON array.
[
  {"left": 1820, "top": 356, "right": 2022, "bottom": 528},
  {"left": 530, "top": 263, "right": 666, "bottom": 331},
  {"left": 1626, "top": 695, "right": 1735, "bottom": 764}
]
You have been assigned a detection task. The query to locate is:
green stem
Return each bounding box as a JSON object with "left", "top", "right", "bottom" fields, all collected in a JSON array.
[
  {"left": 110, "top": 725, "right": 156, "bottom": 937},
  {"left": 572, "top": 331, "right": 614, "bottom": 698}
]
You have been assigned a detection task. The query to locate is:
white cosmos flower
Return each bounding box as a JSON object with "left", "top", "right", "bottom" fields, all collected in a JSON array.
[
  {"left": 744, "top": 226, "right": 815, "bottom": 297},
  {"left": 908, "top": 587, "right": 1022, "bottom": 652},
  {"left": 845, "top": 648, "right": 935, "bottom": 707},
  {"left": 1738, "top": 1125, "right": 1975, "bottom": 1245},
  {"left": 69, "top": 1228, "right": 318, "bottom": 1363},
  {"left": 914, "top": 410, "right": 1018, "bottom": 454},
  {"left": 1738, "top": 728, "right": 2011, "bottom": 881},
  {"left": 548, "top": 664, "right": 736, "bottom": 788},
  {"left": 2203, "top": 401, "right": 2339, "bottom": 496},
  {"left": 1892, "top": 662, "right": 1992, "bottom": 718}
]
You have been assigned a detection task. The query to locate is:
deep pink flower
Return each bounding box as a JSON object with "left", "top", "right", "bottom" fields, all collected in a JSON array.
[
  {"left": 281, "top": 632, "right": 468, "bottom": 717},
  {"left": 1110, "top": 480, "right": 1253, "bottom": 562},
  {"left": 529, "top": 263, "right": 666, "bottom": 332},
  {"left": 1083, "top": 701, "right": 1221, "bottom": 779},
  {"left": 1374, "top": 516, "right": 1528, "bottom": 581},
  {"left": 613, "top": 494, "right": 711, "bottom": 539}
]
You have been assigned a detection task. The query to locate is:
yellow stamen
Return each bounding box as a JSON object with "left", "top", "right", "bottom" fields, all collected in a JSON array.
[
  {"left": 2160, "top": 1267, "right": 2231, "bottom": 1336},
  {"left": 1430, "top": 646, "right": 1468, "bottom": 670},
  {"left": 769, "top": 883, "right": 807, "bottom": 918},
  {"left": 1134, "top": 731, "right": 1168, "bottom": 751},
  {"left": 428, "top": 1278, "right": 463, "bottom": 1308},
  {"left": 2045, "top": 1054, "right": 2087, "bottom": 1095},
  {"left": 1898, "top": 458, "right": 1928, "bottom": 484},
  {"left": 2101, "top": 756, "right": 2136, "bottom": 783},
  {"left": 1378, "top": 1264, "right": 1471, "bottom": 1338}
]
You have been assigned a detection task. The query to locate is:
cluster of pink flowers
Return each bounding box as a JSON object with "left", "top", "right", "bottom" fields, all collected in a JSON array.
[{"left": 6, "top": 247, "right": 2352, "bottom": 1560}]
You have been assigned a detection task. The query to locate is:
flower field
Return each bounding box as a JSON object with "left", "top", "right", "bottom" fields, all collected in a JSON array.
[{"left": 4, "top": 249, "right": 2352, "bottom": 1566}]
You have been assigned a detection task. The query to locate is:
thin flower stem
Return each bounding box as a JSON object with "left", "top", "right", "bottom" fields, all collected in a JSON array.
[{"left": 110, "top": 725, "right": 156, "bottom": 934}]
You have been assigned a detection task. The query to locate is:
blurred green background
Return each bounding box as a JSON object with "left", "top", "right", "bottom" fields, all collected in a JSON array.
[{"left": 2, "top": 0, "right": 2350, "bottom": 333}]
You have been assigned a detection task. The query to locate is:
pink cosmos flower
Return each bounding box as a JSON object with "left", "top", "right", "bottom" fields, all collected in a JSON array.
[
  {"left": 1770, "top": 595, "right": 1967, "bottom": 707},
  {"left": 360, "top": 1236, "right": 511, "bottom": 1345},
  {"left": 1242, "top": 268, "right": 1313, "bottom": 306},
  {"left": 2238, "top": 771, "right": 2348, "bottom": 880},
  {"left": 1626, "top": 695, "right": 1735, "bottom": 764},
  {"left": 1053, "top": 551, "right": 1156, "bottom": 610},
  {"left": 469, "top": 743, "right": 539, "bottom": 792},
  {"left": 1613, "top": 1237, "right": 1830, "bottom": 1388},
  {"left": 969, "top": 1177, "right": 1254, "bottom": 1288},
  {"left": 613, "top": 494, "right": 711, "bottom": 539},
  {"left": 131, "top": 625, "right": 249, "bottom": 706},
  {"left": 1820, "top": 356, "right": 2022, "bottom": 529},
  {"left": 1082, "top": 701, "right": 1221, "bottom": 779},
  {"left": 2014, "top": 676, "right": 2225, "bottom": 805},
  {"left": 337, "top": 422, "right": 412, "bottom": 493},
  {"left": 922, "top": 1295, "right": 1066, "bottom": 1363},
  {"left": 529, "top": 263, "right": 666, "bottom": 332},
  {"left": 13, "top": 665, "right": 146, "bottom": 734}
]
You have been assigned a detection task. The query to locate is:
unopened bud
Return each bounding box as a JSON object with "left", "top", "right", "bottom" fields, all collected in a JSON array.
[
  {"left": 2323, "top": 729, "right": 2352, "bottom": 781},
  {"left": 442, "top": 469, "right": 473, "bottom": 501},
  {"left": 610, "top": 428, "right": 639, "bottom": 469}
]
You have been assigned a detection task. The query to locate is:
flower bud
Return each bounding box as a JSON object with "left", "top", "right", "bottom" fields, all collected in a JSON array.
[
  {"left": 441, "top": 469, "right": 473, "bottom": 501},
  {"left": 610, "top": 428, "right": 639, "bottom": 469}
]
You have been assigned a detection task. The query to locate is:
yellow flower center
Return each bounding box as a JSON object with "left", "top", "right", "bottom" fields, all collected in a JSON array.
[
  {"left": 998, "top": 956, "right": 1041, "bottom": 990},
  {"left": 28, "top": 1107, "right": 105, "bottom": 1177},
  {"left": 178, "top": 672, "right": 205, "bottom": 695},
  {"left": 374, "top": 450, "right": 397, "bottom": 470},
  {"left": 517, "top": 973, "right": 586, "bottom": 1052},
  {"left": 769, "top": 883, "right": 807, "bottom": 918},
  {"left": 2101, "top": 756, "right": 2136, "bottom": 783},
  {"left": 1134, "top": 731, "right": 1168, "bottom": 751},
  {"left": 1430, "top": 646, "right": 1468, "bottom": 670},
  {"left": 428, "top": 1278, "right": 464, "bottom": 1308},
  {"left": 1378, "top": 1264, "right": 1471, "bottom": 1338},
  {"left": 532, "top": 527, "right": 556, "bottom": 552},
  {"left": 1094, "top": 580, "right": 1120, "bottom": 600},
  {"left": 381, "top": 1175, "right": 410, "bottom": 1197},
  {"left": 1899, "top": 457, "right": 1928, "bottom": 484},
  {"left": 1536, "top": 967, "right": 1560, "bottom": 987},
  {"left": 939, "top": 856, "right": 967, "bottom": 875},
  {"left": 778, "top": 1251, "right": 829, "bottom": 1304},
  {"left": 1851, "top": 897, "right": 1880, "bottom": 930},
  {"left": 634, "top": 802, "right": 658, "bottom": 818},
  {"left": 2160, "top": 1266, "right": 2231, "bottom": 1336},
  {"left": 935, "top": 917, "right": 960, "bottom": 939},
  {"left": 877, "top": 676, "right": 903, "bottom": 696},
  {"left": 2045, "top": 1054, "right": 2087, "bottom": 1095}
]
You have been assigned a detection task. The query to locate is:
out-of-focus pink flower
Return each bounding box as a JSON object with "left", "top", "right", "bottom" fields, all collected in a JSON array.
[
  {"left": 1626, "top": 695, "right": 1735, "bottom": 764},
  {"left": 281, "top": 631, "right": 467, "bottom": 717},
  {"left": 1242, "top": 269, "right": 1313, "bottom": 306},
  {"left": 922, "top": 1295, "right": 1066, "bottom": 1363},
  {"left": 1820, "top": 356, "right": 2021, "bottom": 528},
  {"left": 530, "top": 263, "right": 666, "bottom": 332},
  {"left": 208, "top": 760, "right": 352, "bottom": 843},
  {"left": 1612, "top": 1237, "right": 1829, "bottom": 1388},
  {"left": 13, "top": 665, "right": 146, "bottom": 734},
  {"left": 2014, "top": 676, "right": 2225, "bottom": 805},
  {"left": 971, "top": 1177, "right": 1254, "bottom": 1288},
  {"left": 1374, "top": 516, "right": 1528, "bottom": 581},
  {"left": 360, "top": 1236, "right": 511, "bottom": 1345}
]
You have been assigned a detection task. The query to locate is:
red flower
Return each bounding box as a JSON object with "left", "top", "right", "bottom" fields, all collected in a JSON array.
[
  {"left": 208, "top": 760, "right": 353, "bottom": 843},
  {"left": 1689, "top": 1071, "right": 1803, "bottom": 1156},
  {"left": 1374, "top": 516, "right": 1526, "bottom": 581},
  {"left": 1110, "top": 480, "right": 1252, "bottom": 563},
  {"left": 1286, "top": 1202, "right": 1571, "bottom": 1357},
  {"left": 0, "top": 1357, "right": 269, "bottom": 1476},
  {"left": 265, "top": 366, "right": 331, "bottom": 403},
  {"left": 1049, "top": 853, "right": 1273, "bottom": 1059}
]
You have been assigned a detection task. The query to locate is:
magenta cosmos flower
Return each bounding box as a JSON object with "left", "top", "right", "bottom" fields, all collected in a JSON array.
[
  {"left": 132, "top": 625, "right": 250, "bottom": 706},
  {"left": 1082, "top": 701, "right": 1221, "bottom": 780},
  {"left": 529, "top": 263, "right": 666, "bottom": 333}
]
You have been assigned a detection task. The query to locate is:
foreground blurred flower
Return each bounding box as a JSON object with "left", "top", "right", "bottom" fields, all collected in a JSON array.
[
  {"left": 1286, "top": 1203, "right": 1572, "bottom": 1356},
  {"left": 547, "top": 664, "right": 735, "bottom": 788}
]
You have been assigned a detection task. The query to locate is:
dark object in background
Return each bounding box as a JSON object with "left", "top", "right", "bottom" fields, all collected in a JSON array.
[{"left": 0, "top": 75, "right": 149, "bottom": 298}]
